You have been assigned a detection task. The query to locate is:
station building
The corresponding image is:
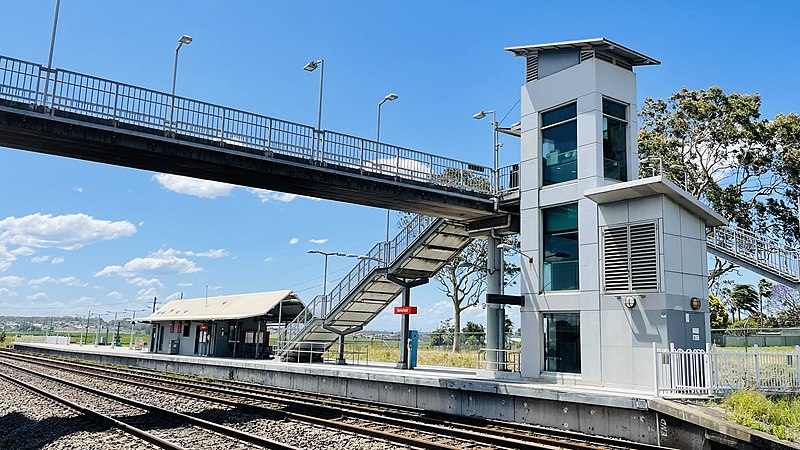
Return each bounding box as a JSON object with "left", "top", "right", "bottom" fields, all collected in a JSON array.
[
  {"left": 506, "top": 39, "right": 727, "bottom": 389},
  {"left": 140, "top": 290, "right": 305, "bottom": 358}
]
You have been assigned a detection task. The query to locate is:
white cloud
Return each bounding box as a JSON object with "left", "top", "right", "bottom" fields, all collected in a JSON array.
[
  {"left": 10, "top": 246, "right": 34, "bottom": 256},
  {"left": 247, "top": 188, "right": 297, "bottom": 203},
  {"left": 27, "top": 292, "right": 48, "bottom": 301},
  {"left": 0, "top": 213, "right": 136, "bottom": 250},
  {"left": 50, "top": 256, "right": 64, "bottom": 265},
  {"left": 153, "top": 248, "right": 229, "bottom": 259},
  {"left": 0, "top": 246, "right": 16, "bottom": 272},
  {"left": 107, "top": 291, "right": 123, "bottom": 299},
  {"left": 136, "top": 287, "right": 158, "bottom": 301},
  {"left": 127, "top": 277, "right": 164, "bottom": 288},
  {"left": 365, "top": 157, "right": 431, "bottom": 177},
  {"left": 177, "top": 282, "right": 193, "bottom": 287},
  {"left": 0, "top": 276, "right": 25, "bottom": 287},
  {"left": 309, "top": 238, "right": 328, "bottom": 244},
  {"left": 29, "top": 276, "right": 88, "bottom": 287},
  {"left": 96, "top": 254, "right": 202, "bottom": 278},
  {"left": 31, "top": 255, "right": 50, "bottom": 263},
  {"left": 263, "top": 257, "right": 274, "bottom": 263},
  {"left": 153, "top": 174, "right": 234, "bottom": 199},
  {"left": 74, "top": 186, "right": 83, "bottom": 193},
  {"left": 0, "top": 288, "right": 17, "bottom": 297},
  {"left": 288, "top": 237, "right": 299, "bottom": 245}
]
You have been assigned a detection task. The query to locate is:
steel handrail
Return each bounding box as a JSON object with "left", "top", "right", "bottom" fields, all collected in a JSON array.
[
  {"left": 706, "top": 226, "right": 800, "bottom": 283},
  {"left": 280, "top": 214, "right": 437, "bottom": 346},
  {"left": 0, "top": 54, "right": 501, "bottom": 196}
]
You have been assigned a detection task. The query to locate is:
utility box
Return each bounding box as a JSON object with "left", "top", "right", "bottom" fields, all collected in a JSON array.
[
  {"left": 169, "top": 339, "right": 180, "bottom": 355},
  {"left": 408, "top": 330, "right": 419, "bottom": 368}
]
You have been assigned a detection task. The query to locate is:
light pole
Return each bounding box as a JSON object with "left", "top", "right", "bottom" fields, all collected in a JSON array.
[
  {"left": 42, "top": 0, "right": 61, "bottom": 107},
  {"left": 496, "top": 243, "right": 534, "bottom": 371},
  {"left": 106, "top": 310, "right": 122, "bottom": 346},
  {"left": 669, "top": 164, "right": 689, "bottom": 191},
  {"left": 377, "top": 93, "right": 399, "bottom": 252},
  {"left": 124, "top": 308, "right": 147, "bottom": 349},
  {"left": 303, "top": 59, "right": 325, "bottom": 131},
  {"left": 170, "top": 34, "right": 193, "bottom": 134},
  {"left": 307, "top": 250, "right": 359, "bottom": 315},
  {"left": 474, "top": 110, "right": 501, "bottom": 193},
  {"left": 81, "top": 310, "right": 94, "bottom": 346}
]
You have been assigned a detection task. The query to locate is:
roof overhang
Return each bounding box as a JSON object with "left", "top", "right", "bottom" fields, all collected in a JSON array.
[
  {"left": 505, "top": 38, "right": 660, "bottom": 67},
  {"left": 139, "top": 290, "right": 305, "bottom": 323},
  {"left": 584, "top": 175, "right": 728, "bottom": 227}
]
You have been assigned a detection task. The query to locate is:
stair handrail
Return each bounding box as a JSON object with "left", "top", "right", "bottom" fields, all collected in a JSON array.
[
  {"left": 707, "top": 226, "right": 800, "bottom": 282},
  {"left": 279, "top": 214, "right": 437, "bottom": 346}
]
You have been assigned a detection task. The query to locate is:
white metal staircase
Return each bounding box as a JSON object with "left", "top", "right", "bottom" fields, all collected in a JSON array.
[
  {"left": 706, "top": 226, "right": 800, "bottom": 289},
  {"left": 277, "top": 214, "right": 472, "bottom": 359}
]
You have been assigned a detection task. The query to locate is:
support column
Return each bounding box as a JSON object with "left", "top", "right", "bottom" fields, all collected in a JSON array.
[
  {"left": 486, "top": 235, "right": 501, "bottom": 370},
  {"left": 387, "top": 274, "right": 428, "bottom": 370}
]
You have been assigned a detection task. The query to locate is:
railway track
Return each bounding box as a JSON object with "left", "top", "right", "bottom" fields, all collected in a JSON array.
[{"left": 0, "top": 350, "right": 672, "bottom": 450}]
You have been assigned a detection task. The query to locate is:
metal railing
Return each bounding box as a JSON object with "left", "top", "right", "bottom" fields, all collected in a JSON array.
[
  {"left": 706, "top": 226, "right": 800, "bottom": 284},
  {"left": 279, "top": 214, "right": 437, "bottom": 348},
  {"left": 0, "top": 54, "right": 501, "bottom": 196},
  {"left": 654, "top": 343, "right": 800, "bottom": 397},
  {"left": 477, "top": 348, "right": 521, "bottom": 372}
]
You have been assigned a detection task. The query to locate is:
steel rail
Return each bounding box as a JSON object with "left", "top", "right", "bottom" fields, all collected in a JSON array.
[
  {"left": 1, "top": 350, "right": 666, "bottom": 450},
  {"left": 0, "top": 371, "right": 182, "bottom": 450},
  {"left": 0, "top": 357, "right": 300, "bottom": 450}
]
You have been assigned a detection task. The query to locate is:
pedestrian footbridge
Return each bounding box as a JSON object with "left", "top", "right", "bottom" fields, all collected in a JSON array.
[{"left": 707, "top": 226, "right": 800, "bottom": 289}]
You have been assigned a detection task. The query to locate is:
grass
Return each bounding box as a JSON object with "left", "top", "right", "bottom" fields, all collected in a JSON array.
[
  {"left": 721, "top": 391, "right": 800, "bottom": 441},
  {"left": 339, "top": 340, "right": 481, "bottom": 368}
]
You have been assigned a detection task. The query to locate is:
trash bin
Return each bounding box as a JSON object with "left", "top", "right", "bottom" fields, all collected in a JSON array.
[{"left": 169, "top": 339, "right": 180, "bottom": 355}]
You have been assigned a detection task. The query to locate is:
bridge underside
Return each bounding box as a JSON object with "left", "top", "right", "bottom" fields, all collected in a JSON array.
[{"left": 0, "top": 102, "right": 512, "bottom": 222}]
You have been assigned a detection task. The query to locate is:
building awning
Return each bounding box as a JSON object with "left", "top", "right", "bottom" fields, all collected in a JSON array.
[
  {"left": 584, "top": 175, "right": 728, "bottom": 227},
  {"left": 140, "top": 290, "right": 305, "bottom": 323},
  {"left": 505, "top": 38, "right": 660, "bottom": 66}
]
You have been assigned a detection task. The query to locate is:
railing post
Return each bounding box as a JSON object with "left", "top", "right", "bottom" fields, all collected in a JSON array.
[
  {"left": 359, "top": 140, "right": 364, "bottom": 174},
  {"left": 754, "top": 344, "right": 760, "bottom": 389},
  {"left": 219, "top": 109, "right": 226, "bottom": 142},
  {"left": 652, "top": 342, "right": 659, "bottom": 396},
  {"left": 112, "top": 83, "right": 119, "bottom": 124},
  {"left": 49, "top": 70, "right": 57, "bottom": 115},
  {"left": 796, "top": 345, "right": 800, "bottom": 389}
]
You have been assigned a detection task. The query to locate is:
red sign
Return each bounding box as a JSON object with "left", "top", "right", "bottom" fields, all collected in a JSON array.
[{"left": 394, "top": 306, "right": 418, "bottom": 315}]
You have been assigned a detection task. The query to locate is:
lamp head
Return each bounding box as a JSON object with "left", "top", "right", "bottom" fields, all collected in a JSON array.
[
  {"left": 497, "top": 243, "right": 514, "bottom": 250},
  {"left": 307, "top": 249, "right": 321, "bottom": 255},
  {"left": 473, "top": 111, "right": 487, "bottom": 120},
  {"left": 384, "top": 93, "right": 398, "bottom": 101},
  {"left": 303, "top": 60, "right": 319, "bottom": 72},
  {"left": 178, "top": 35, "right": 193, "bottom": 45}
]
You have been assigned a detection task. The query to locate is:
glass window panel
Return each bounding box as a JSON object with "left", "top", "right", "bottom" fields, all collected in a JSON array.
[
  {"left": 542, "top": 121, "right": 577, "bottom": 185},
  {"left": 543, "top": 204, "right": 578, "bottom": 291},
  {"left": 603, "top": 116, "right": 627, "bottom": 181},
  {"left": 602, "top": 99, "right": 626, "bottom": 120},
  {"left": 543, "top": 313, "right": 581, "bottom": 373},
  {"left": 542, "top": 103, "right": 577, "bottom": 127}
]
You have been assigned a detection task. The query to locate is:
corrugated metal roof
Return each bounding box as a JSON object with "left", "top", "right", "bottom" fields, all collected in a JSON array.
[
  {"left": 140, "top": 290, "right": 303, "bottom": 322},
  {"left": 505, "top": 38, "right": 660, "bottom": 66}
]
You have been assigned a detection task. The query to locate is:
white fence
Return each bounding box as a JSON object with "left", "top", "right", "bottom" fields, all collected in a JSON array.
[{"left": 654, "top": 343, "right": 800, "bottom": 397}]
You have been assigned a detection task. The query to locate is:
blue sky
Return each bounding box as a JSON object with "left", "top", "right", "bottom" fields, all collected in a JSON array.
[{"left": 0, "top": 1, "right": 795, "bottom": 329}]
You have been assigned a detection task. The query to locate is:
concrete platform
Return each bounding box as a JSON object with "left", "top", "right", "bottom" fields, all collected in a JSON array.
[{"left": 12, "top": 342, "right": 797, "bottom": 450}]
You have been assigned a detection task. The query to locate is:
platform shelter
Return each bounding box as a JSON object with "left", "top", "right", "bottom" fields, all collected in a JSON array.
[{"left": 140, "top": 290, "right": 305, "bottom": 358}]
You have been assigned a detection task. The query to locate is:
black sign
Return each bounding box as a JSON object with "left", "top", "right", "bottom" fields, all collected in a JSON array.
[{"left": 486, "top": 294, "right": 525, "bottom": 306}]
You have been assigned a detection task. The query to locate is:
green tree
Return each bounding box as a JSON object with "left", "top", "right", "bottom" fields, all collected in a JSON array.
[
  {"left": 430, "top": 319, "right": 454, "bottom": 347},
  {"left": 639, "top": 87, "right": 800, "bottom": 287},
  {"left": 767, "top": 284, "right": 800, "bottom": 327},
  {"left": 0, "top": 331, "right": 5, "bottom": 343},
  {"left": 461, "top": 321, "right": 485, "bottom": 347},
  {"left": 729, "top": 284, "right": 759, "bottom": 321},
  {"left": 709, "top": 294, "right": 730, "bottom": 329}
]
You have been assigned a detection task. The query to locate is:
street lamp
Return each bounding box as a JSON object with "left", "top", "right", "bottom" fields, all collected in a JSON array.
[
  {"left": 640, "top": 157, "right": 663, "bottom": 177},
  {"left": 170, "top": 34, "right": 193, "bottom": 134},
  {"left": 473, "top": 110, "right": 501, "bottom": 193},
  {"left": 497, "top": 243, "right": 534, "bottom": 265},
  {"left": 42, "top": 0, "right": 61, "bottom": 107},
  {"left": 377, "top": 93, "right": 399, "bottom": 249},
  {"left": 307, "top": 250, "right": 359, "bottom": 315},
  {"left": 106, "top": 310, "right": 122, "bottom": 346},
  {"left": 124, "top": 308, "right": 148, "bottom": 349},
  {"left": 303, "top": 59, "right": 325, "bottom": 131}
]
